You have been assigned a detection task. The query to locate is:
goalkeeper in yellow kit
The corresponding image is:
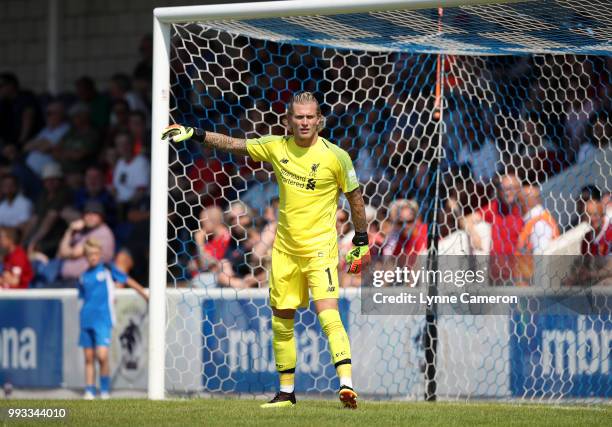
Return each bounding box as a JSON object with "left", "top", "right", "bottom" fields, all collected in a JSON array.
[{"left": 162, "top": 92, "right": 370, "bottom": 409}]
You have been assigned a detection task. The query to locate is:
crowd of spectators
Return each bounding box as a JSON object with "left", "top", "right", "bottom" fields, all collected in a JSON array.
[
  {"left": 0, "top": 34, "right": 153, "bottom": 288},
  {"left": 183, "top": 169, "right": 611, "bottom": 289}
]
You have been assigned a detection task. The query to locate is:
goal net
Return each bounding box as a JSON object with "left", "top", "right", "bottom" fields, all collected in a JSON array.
[{"left": 151, "top": 0, "right": 611, "bottom": 401}]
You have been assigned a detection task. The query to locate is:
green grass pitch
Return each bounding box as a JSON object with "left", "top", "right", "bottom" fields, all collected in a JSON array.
[{"left": 1, "top": 399, "right": 609, "bottom": 426}]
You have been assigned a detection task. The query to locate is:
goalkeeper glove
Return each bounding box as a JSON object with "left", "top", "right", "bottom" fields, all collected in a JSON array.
[
  {"left": 345, "top": 232, "right": 370, "bottom": 274},
  {"left": 160, "top": 124, "right": 205, "bottom": 142}
]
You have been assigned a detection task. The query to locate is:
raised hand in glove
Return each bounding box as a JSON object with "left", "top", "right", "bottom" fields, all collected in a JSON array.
[{"left": 161, "top": 124, "right": 205, "bottom": 143}]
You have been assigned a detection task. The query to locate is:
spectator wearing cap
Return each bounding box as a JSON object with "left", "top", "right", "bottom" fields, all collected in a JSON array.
[
  {"left": 58, "top": 201, "right": 115, "bottom": 282},
  {"left": 23, "top": 100, "right": 71, "bottom": 178},
  {"left": 24, "top": 162, "right": 71, "bottom": 258},
  {"left": 0, "top": 174, "right": 33, "bottom": 236},
  {"left": 0, "top": 227, "right": 33, "bottom": 289},
  {"left": 112, "top": 131, "right": 150, "bottom": 206},
  {"left": 53, "top": 102, "right": 100, "bottom": 189}
]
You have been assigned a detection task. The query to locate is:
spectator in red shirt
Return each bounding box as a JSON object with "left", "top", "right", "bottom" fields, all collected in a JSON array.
[
  {"left": 190, "top": 205, "right": 230, "bottom": 287},
  {"left": 193, "top": 205, "right": 231, "bottom": 269},
  {"left": 463, "top": 171, "right": 524, "bottom": 285},
  {"left": 0, "top": 227, "right": 33, "bottom": 289},
  {"left": 382, "top": 199, "right": 428, "bottom": 270}
]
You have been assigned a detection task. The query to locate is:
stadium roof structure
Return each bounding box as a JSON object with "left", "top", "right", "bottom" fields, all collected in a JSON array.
[{"left": 155, "top": 0, "right": 612, "bottom": 56}]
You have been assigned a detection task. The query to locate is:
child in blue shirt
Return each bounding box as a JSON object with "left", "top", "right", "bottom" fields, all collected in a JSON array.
[{"left": 78, "top": 238, "right": 148, "bottom": 399}]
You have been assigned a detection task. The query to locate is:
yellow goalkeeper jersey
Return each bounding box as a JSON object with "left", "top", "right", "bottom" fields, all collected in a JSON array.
[{"left": 246, "top": 135, "right": 359, "bottom": 258}]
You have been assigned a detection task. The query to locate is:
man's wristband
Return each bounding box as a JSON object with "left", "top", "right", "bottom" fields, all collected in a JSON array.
[
  {"left": 193, "top": 127, "right": 206, "bottom": 139},
  {"left": 352, "top": 231, "right": 369, "bottom": 246}
]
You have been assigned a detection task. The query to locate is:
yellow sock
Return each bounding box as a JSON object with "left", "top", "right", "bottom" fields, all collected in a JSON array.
[
  {"left": 318, "top": 309, "right": 352, "bottom": 387},
  {"left": 272, "top": 316, "right": 296, "bottom": 392}
]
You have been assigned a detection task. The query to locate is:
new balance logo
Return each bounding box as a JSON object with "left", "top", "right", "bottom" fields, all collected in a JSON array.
[
  {"left": 327, "top": 286, "right": 335, "bottom": 292},
  {"left": 306, "top": 178, "right": 316, "bottom": 190},
  {"left": 280, "top": 158, "right": 289, "bottom": 164}
]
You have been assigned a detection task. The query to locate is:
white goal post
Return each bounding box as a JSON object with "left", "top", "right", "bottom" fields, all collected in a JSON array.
[{"left": 148, "top": 0, "right": 604, "bottom": 401}]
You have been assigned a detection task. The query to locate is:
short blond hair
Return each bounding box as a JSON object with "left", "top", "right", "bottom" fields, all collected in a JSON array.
[
  {"left": 285, "top": 91, "right": 325, "bottom": 131},
  {"left": 84, "top": 237, "right": 102, "bottom": 253}
]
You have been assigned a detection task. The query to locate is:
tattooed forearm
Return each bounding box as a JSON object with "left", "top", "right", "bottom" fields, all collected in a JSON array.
[
  {"left": 203, "top": 131, "right": 249, "bottom": 156},
  {"left": 345, "top": 187, "right": 367, "bottom": 234}
]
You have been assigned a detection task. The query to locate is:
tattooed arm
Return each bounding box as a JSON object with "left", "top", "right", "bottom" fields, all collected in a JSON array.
[
  {"left": 345, "top": 187, "right": 367, "bottom": 234},
  {"left": 200, "top": 131, "right": 249, "bottom": 156},
  {"left": 161, "top": 125, "right": 249, "bottom": 156}
]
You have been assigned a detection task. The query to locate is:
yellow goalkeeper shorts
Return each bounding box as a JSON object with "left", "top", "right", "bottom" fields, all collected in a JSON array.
[{"left": 269, "top": 247, "right": 339, "bottom": 310}]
